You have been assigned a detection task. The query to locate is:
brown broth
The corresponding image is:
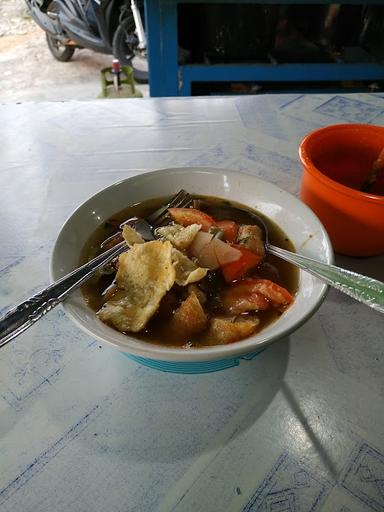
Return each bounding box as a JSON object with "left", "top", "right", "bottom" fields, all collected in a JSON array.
[{"left": 80, "top": 195, "right": 299, "bottom": 347}]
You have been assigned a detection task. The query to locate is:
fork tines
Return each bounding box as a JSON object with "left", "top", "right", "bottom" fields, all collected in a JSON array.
[
  {"left": 146, "top": 189, "right": 192, "bottom": 226},
  {"left": 103, "top": 190, "right": 193, "bottom": 250}
]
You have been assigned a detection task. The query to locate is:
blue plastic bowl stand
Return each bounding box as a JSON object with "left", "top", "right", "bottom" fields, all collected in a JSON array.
[{"left": 123, "top": 349, "right": 266, "bottom": 374}]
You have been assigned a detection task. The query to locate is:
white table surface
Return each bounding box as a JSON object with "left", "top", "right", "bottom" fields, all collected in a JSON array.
[{"left": 0, "top": 93, "right": 383, "bottom": 512}]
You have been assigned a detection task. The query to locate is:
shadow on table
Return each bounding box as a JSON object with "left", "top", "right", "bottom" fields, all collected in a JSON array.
[
  {"left": 281, "top": 381, "right": 339, "bottom": 480},
  {"left": 96, "top": 336, "right": 290, "bottom": 463}
]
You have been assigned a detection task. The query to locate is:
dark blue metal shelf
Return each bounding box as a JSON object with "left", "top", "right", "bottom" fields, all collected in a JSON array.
[
  {"left": 179, "top": 62, "right": 384, "bottom": 95},
  {"left": 145, "top": 0, "right": 384, "bottom": 97}
]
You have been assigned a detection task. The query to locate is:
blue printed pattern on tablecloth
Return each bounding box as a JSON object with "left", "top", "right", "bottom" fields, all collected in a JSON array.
[
  {"left": 314, "top": 96, "right": 384, "bottom": 123},
  {"left": 340, "top": 443, "right": 384, "bottom": 512},
  {"left": 243, "top": 453, "right": 330, "bottom": 512},
  {"left": 277, "top": 94, "right": 384, "bottom": 127}
]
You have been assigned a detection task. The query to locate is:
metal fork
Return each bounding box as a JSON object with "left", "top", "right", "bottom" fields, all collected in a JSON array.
[{"left": 0, "top": 189, "right": 192, "bottom": 348}]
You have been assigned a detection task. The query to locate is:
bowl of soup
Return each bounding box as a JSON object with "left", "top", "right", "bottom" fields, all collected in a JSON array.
[
  {"left": 299, "top": 123, "right": 384, "bottom": 257},
  {"left": 50, "top": 167, "right": 332, "bottom": 373}
]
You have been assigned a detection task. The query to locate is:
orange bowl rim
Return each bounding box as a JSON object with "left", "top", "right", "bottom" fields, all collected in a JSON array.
[{"left": 299, "top": 124, "right": 384, "bottom": 204}]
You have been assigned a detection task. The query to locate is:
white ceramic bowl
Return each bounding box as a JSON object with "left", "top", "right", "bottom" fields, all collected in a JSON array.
[{"left": 50, "top": 168, "right": 333, "bottom": 369}]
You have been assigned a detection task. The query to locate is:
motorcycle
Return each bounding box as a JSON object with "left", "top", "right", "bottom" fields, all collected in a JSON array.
[{"left": 24, "top": 0, "right": 148, "bottom": 83}]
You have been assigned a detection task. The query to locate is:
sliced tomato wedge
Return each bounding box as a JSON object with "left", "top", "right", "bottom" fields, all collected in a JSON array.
[
  {"left": 168, "top": 208, "right": 216, "bottom": 232},
  {"left": 247, "top": 279, "right": 294, "bottom": 308},
  {"left": 221, "top": 244, "right": 263, "bottom": 283},
  {"left": 222, "top": 286, "right": 270, "bottom": 314},
  {"left": 221, "top": 278, "right": 293, "bottom": 314},
  {"left": 216, "top": 220, "right": 238, "bottom": 243}
]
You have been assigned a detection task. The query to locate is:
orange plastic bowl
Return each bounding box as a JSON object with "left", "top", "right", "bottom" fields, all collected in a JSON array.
[{"left": 299, "top": 123, "right": 384, "bottom": 257}]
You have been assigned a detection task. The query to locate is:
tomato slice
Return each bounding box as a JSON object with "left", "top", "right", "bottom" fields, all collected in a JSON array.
[
  {"left": 222, "top": 286, "right": 270, "bottom": 314},
  {"left": 221, "top": 245, "right": 263, "bottom": 283},
  {"left": 221, "top": 278, "right": 293, "bottom": 314},
  {"left": 247, "top": 279, "right": 293, "bottom": 308},
  {"left": 168, "top": 208, "right": 216, "bottom": 232},
  {"left": 216, "top": 220, "right": 238, "bottom": 243}
]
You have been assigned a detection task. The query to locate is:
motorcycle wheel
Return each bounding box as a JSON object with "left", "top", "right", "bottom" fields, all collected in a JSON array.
[
  {"left": 112, "top": 19, "right": 148, "bottom": 84},
  {"left": 45, "top": 33, "right": 75, "bottom": 62}
]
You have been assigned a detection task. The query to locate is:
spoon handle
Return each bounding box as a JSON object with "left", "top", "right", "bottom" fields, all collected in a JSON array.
[
  {"left": 267, "top": 244, "right": 384, "bottom": 314},
  {"left": 0, "top": 242, "right": 127, "bottom": 349}
]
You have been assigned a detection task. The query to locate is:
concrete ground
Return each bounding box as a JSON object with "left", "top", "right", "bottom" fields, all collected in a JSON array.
[{"left": 0, "top": 0, "right": 148, "bottom": 102}]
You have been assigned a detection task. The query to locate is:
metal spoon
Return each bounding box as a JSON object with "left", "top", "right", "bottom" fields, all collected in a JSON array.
[{"left": 229, "top": 205, "right": 384, "bottom": 314}]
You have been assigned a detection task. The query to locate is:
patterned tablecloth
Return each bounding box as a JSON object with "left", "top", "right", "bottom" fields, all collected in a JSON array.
[{"left": 0, "top": 93, "right": 383, "bottom": 512}]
